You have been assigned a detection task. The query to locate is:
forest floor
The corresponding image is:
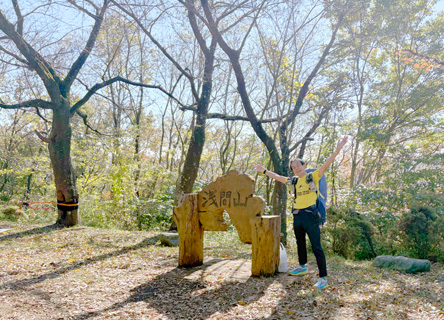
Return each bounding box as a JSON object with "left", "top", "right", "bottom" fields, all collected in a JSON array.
[{"left": 0, "top": 221, "right": 443, "bottom": 320}]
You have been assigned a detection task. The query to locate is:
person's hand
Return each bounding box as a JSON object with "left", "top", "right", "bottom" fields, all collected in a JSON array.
[
  {"left": 252, "top": 163, "right": 265, "bottom": 173},
  {"left": 335, "top": 136, "right": 348, "bottom": 153}
]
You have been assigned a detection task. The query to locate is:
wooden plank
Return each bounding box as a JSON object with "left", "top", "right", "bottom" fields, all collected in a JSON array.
[
  {"left": 250, "top": 215, "right": 280, "bottom": 277},
  {"left": 173, "top": 193, "right": 203, "bottom": 267}
]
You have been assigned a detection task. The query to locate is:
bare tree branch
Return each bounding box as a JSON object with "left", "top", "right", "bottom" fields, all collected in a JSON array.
[
  {"left": 238, "top": 0, "right": 266, "bottom": 54},
  {"left": 70, "top": 76, "right": 193, "bottom": 114},
  {"left": 34, "top": 107, "right": 50, "bottom": 123},
  {"left": 201, "top": 0, "right": 281, "bottom": 167},
  {"left": 0, "top": 57, "right": 29, "bottom": 69},
  {"left": 401, "top": 49, "right": 444, "bottom": 67},
  {"left": 289, "top": 105, "right": 331, "bottom": 153},
  {"left": 281, "top": 11, "right": 345, "bottom": 131},
  {"left": 178, "top": 0, "right": 209, "bottom": 29},
  {"left": 201, "top": 0, "right": 238, "bottom": 57},
  {"left": 85, "top": 0, "right": 101, "bottom": 11},
  {"left": 0, "top": 44, "right": 30, "bottom": 66},
  {"left": 112, "top": 0, "right": 199, "bottom": 101},
  {"left": 34, "top": 130, "right": 49, "bottom": 143},
  {"left": 0, "top": 99, "right": 53, "bottom": 110},
  {"left": 75, "top": 110, "right": 109, "bottom": 135},
  {"left": 217, "top": 0, "right": 250, "bottom": 23},
  {"left": 180, "top": 0, "right": 252, "bottom": 35},
  {"left": 185, "top": 0, "right": 210, "bottom": 56},
  {"left": 67, "top": 0, "right": 97, "bottom": 19},
  {"left": 220, "top": 8, "right": 256, "bottom": 35},
  {"left": 207, "top": 112, "right": 281, "bottom": 123},
  {"left": 0, "top": 11, "right": 62, "bottom": 93},
  {"left": 63, "top": 0, "right": 109, "bottom": 93},
  {"left": 11, "top": 0, "right": 24, "bottom": 36}
]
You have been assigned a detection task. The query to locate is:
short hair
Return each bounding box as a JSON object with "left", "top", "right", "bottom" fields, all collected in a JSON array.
[{"left": 290, "top": 158, "right": 306, "bottom": 167}]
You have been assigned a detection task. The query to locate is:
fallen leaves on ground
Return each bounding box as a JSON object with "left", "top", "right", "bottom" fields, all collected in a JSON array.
[{"left": 0, "top": 222, "right": 443, "bottom": 320}]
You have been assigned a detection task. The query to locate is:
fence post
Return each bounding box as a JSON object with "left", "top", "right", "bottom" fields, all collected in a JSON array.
[
  {"left": 173, "top": 193, "right": 203, "bottom": 267},
  {"left": 250, "top": 215, "right": 281, "bottom": 276}
]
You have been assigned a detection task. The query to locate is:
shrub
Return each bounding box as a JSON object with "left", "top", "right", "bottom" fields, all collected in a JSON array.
[
  {"left": 334, "top": 169, "right": 444, "bottom": 262},
  {"left": 324, "top": 206, "right": 377, "bottom": 260},
  {"left": 0, "top": 205, "right": 22, "bottom": 221},
  {"left": 137, "top": 198, "right": 173, "bottom": 231},
  {"left": 429, "top": 212, "right": 444, "bottom": 263},
  {"left": 399, "top": 204, "right": 443, "bottom": 261}
]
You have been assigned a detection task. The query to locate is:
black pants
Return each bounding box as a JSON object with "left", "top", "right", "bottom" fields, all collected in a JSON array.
[{"left": 293, "top": 209, "right": 327, "bottom": 277}]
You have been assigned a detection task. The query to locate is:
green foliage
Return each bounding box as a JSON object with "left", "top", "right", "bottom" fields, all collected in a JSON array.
[
  {"left": 399, "top": 205, "right": 444, "bottom": 261},
  {"left": 0, "top": 191, "right": 10, "bottom": 202},
  {"left": 335, "top": 167, "right": 444, "bottom": 262},
  {"left": 0, "top": 206, "right": 20, "bottom": 221},
  {"left": 0, "top": 110, "right": 53, "bottom": 204},
  {"left": 428, "top": 212, "right": 444, "bottom": 262},
  {"left": 324, "top": 206, "right": 377, "bottom": 260},
  {"left": 137, "top": 188, "right": 174, "bottom": 231},
  {"left": 21, "top": 208, "right": 56, "bottom": 225},
  {"left": 77, "top": 153, "right": 177, "bottom": 231}
]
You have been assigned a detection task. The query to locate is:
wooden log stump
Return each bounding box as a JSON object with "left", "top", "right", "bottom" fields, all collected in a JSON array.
[
  {"left": 250, "top": 215, "right": 280, "bottom": 277},
  {"left": 173, "top": 193, "right": 203, "bottom": 267}
]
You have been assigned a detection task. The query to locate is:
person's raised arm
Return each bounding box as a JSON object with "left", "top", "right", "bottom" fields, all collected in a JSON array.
[
  {"left": 318, "top": 136, "right": 348, "bottom": 177},
  {"left": 252, "top": 163, "right": 288, "bottom": 184}
]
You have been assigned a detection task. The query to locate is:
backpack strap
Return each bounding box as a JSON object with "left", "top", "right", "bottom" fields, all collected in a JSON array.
[
  {"left": 291, "top": 176, "right": 298, "bottom": 212},
  {"left": 305, "top": 169, "right": 328, "bottom": 225},
  {"left": 292, "top": 176, "right": 298, "bottom": 199},
  {"left": 306, "top": 173, "right": 318, "bottom": 194}
]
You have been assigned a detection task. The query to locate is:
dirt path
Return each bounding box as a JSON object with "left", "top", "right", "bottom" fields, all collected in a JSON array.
[{"left": 0, "top": 222, "right": 443, "bottom": 319}]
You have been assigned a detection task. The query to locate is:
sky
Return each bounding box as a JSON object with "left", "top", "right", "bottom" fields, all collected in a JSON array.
[{"left": 436, "top": 0, "right": 444, "bottom": 11}]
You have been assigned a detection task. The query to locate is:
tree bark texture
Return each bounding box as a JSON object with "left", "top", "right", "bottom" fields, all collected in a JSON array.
[
  {"left": 173, "top": 193, "right": 203, "bottom": 267},
  {"left": 174, "top": 32, "right": 217, "bottom": 208},
  {"left": 272, "top": 181, "right": 288, "bottom": 245},
  {"left": 49, "top": 106, "right": 79, "bottom": 226},
  {"left": 250, "top": 215, "right": 281, "bottom": 276}
]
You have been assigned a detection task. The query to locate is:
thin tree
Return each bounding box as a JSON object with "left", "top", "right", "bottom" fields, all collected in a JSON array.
[{"left": 112, "top": 0, "right": 217, "bottom": 213}]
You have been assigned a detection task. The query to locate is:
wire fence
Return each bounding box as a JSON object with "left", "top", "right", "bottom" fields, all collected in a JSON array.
[{"left": 0, "top": 201, "right": 56, "bottom": 210}]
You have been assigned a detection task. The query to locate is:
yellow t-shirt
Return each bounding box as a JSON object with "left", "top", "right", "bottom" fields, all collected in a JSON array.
[{"left": 286, "top": 170, "right": 321, "bottom": 209}]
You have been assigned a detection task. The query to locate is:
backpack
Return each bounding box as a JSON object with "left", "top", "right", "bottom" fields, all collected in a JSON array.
[{"left": 290, "top": 169, "right": 327, "bottom": 225}]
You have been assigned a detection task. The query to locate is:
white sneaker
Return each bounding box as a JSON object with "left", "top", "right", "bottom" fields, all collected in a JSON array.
[
  {"left": 313, "top": 277, "right": 328, "bottom": 290},
  {"left": 288, "top": 265, "right": 308, "bottom": 276}
]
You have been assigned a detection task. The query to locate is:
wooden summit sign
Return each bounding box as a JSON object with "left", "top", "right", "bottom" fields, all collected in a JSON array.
[{"left": 173, "top": 170, "right": 280, "bottom": 277}]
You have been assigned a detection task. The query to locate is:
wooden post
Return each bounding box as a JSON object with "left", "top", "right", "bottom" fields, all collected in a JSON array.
[
  {"left": 250, "top": 215, "right": 280, "bottom": 277},
  {"left": 173, "top": 193, "right": 203, "bottom": 267}
]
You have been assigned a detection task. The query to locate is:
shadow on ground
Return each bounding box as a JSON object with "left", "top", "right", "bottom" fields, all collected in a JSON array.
[
  {"left": 1, "top": 234, "right": 159, "bottom": 290},
  {"left": 0, "top": 224, "right": 64, "bottom": 242},
  {"left": 71, "top": 258, "right": 277, "bottom": 320}
]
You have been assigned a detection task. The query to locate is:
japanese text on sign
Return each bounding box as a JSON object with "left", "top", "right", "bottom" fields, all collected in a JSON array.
[{"left": 202, "top": 190, "right": 248, "bottom": 208}]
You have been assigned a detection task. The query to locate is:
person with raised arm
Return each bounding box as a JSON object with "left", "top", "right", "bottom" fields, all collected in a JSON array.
[{"left": 253, "top": 136, "right": 348, "bottom": 290}]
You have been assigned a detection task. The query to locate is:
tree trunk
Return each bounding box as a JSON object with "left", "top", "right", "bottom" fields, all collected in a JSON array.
[
  {"left": 272, "top": 181, "right": 288, "bottom": 245},
  {"left": 49, "top": 105, "right": 79, "bottom": 227},
  {"left": 173, "top": 36, "right": 217, "bottom": 207},
  {"left": 25, "top": 173, "right": 32, "bottom": 200},
  {"left": 175, "top": 91, "right": 209, "bottom": 201},
  {"left": 0, "top": 162, "right": 8, "bottom": 194},
  {"left": 133, "top": 86, "right": 143, "bottom": 197},
  {"left": 350, "top": 138, "right": 360, "bottom": 188},
  {"left": 350, "top": 85, "right": 364, "bottom": 188}
]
